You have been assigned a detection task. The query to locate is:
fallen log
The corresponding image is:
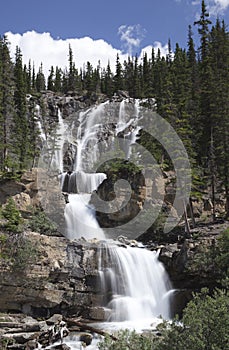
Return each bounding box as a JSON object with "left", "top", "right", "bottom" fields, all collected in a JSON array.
[{"left": 63, "top": 317, "right": 118, "bottom": 341}]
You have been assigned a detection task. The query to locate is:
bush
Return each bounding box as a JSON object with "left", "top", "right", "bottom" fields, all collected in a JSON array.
[
  {"left": 28, "top": 209, "right": 58, "bottom": 235},
  {"left": 187, "top": 228, "right": 229, "bottom": 286},
  {"left": 157, "top": 288, "right": 229, "bottom": 350},
  {"left": 0, "top": 233, "right": 38, "bottom": 271},
  {"left": 98, "top": 329, "right": 155, "bottom": 350},
  {"left": 1, "top": 197, "right": 23, "bottom": 232}
]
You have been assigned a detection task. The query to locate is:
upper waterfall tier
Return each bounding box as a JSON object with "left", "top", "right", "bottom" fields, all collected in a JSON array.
[
  {"left": 60, "top": 171, "right": 107, "bottom": 194},
  {"left": 42, "top": 99, "right": 143, "bottom": 176}
]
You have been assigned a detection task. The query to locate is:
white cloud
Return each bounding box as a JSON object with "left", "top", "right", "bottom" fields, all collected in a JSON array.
[
  {"left": 5, "top": 30, "right": 128, "bottom": 79},
  {"left": 191, "top": 0, "right": 229, "bottom": 15},
  {"left": 139, "top": 42, "right": 169, "bottom": 60},
  {"left": 209, "top": 0, "right": 229, "bottom": 14},
  {"left": 118, "top": 24, "right": 146, "bottom": 56},
  {"left": 5, "top": 30, "right": 168, "bottom": 79}
]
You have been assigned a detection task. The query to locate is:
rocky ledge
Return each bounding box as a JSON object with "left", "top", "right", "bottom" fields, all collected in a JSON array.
[{"left": 0, "top": 232, "right": 104, "bottom": 320}]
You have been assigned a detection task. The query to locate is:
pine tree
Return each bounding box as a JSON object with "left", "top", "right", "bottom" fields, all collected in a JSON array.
[
  {"left": 209, "top": 20, "right": 229, "bottom": 217},
  {"left": 102, "top": 61, "right": 113, "bottom": 97},
  {"left": 194, "top": 0, "right": 212, "bottom": 165},
  {"left": 142, "top": 52, "right": 152, "bottom": 97},
  {"left": 123, "top": 56, "right": 135, "bottom": 96},
  {"left": 47, "top": 65, "right": 55, "bottom": 91},
  {"left": 54, "top": 66, "right": 62, "bottom": 92},
  {"left": 0, "top": 36, "right": 15, "bottom": 174},
  {"left": 35, "top": 63, "right": 46, "bottom": 92},
  {"left": 68, "top": 44, "right": 76, "bottom": 91},
  {"left": 114, "top": 54, "right": 123, "bottom": 92},
  {"left": 13, "top": 46, "right": 30, "bottom": 170}
]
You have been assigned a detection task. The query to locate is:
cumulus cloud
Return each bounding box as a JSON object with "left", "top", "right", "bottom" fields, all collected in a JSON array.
[
  {"left": 5, "top": 30, "right": 168, "bottom": 79},
  {"left": 118, "top": 24, "right": 146, "bottom": 56},
  {"left": 139, "top": 42, "right": 169, "bottom": 59},
  {"left": 191, "top": 0, "right": 229, "bottom": 15},
  {"left": 5, "top": 30, "right": 128, "bottom": 79},
  {"left": 208, "top": 0, "right": 229, "bottom": 14}
]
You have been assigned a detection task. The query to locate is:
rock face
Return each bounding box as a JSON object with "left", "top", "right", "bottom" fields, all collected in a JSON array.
[
  {"left": 90, "top": 165, "right": 179, "bottom": 239},
  {"left": 0, "top": 232, "right": 102, "bottom": 320},
  {"left": 157, "top": 220, "right": 229, "bottom": 315},
  {"left": 91, "top": 166, "right": 146, "bottom": 233}
]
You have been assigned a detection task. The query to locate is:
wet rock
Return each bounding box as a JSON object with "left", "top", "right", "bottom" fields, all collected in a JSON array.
[
  {"left": 50, "top": 344, "right": 71, "bottom": 350},
  {"left": 89, "top": 307, "right": 110, "bottom": 321},
  {"left": 79, "top": 332, "right": 93, "bottom": 346},
  {"left": 46, "top": 314, "right": 63, "bottom": 325},
  {"left": 25, "top": 340, "right": 39, "bottom": 350}
]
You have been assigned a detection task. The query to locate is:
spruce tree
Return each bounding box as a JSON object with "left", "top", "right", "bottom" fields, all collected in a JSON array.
[
  {"left": 13, "top": 46, "right": 30, "bottom": 170},
  {"left": 0, "top": 36, "right": 15, "bottom": 174},
  {"left": 35, "top": 63, "right": 46, "bottom": 92},
  {"left": 114, "top": 54, "right": 123, "bottom": 92}
]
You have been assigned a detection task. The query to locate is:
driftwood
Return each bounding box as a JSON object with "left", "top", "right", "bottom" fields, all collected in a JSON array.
[{"left": 63, "top": 317, "right": 118, "bottom": 341}]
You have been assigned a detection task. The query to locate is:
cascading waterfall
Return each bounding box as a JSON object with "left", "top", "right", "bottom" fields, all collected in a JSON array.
[
  {"left": 51, "top": 108, "right": 67, "bottom": 173},
  {"left": 98, "top": 242, "right": 172, "bottom": 327},
  {"left": 43, "top": 98, "right": 173, "bottom": 333}
]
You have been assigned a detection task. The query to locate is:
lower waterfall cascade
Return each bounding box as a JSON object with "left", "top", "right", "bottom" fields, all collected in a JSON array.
[
  {"left": 98, "top": 242, "right": 172, "bottom": 324},
  {"left": 38, "top": 99, "right": 174, "bottom": 347}
]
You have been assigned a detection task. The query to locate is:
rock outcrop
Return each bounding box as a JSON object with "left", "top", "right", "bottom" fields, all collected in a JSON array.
[{"left": 0, "top": 232, "right": 103, "bottom": 320}]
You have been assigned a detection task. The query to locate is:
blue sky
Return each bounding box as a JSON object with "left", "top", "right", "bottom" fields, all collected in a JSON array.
[{"left": 1, "top": 0, "right": 229, "bottom": 76}]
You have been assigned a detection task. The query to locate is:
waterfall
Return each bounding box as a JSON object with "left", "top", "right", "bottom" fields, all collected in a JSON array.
[
  {"left": 65, "top": 194, "right": 105, "bottom": 240},
  {"left": 98, "top": 242, "right": 172, "bottom": 326},
  {"left": 51, "top": 108, "right": 67, "bottom": 173},
  {"left": 39, "top": 98, "right": 173, "bottom": 332}
]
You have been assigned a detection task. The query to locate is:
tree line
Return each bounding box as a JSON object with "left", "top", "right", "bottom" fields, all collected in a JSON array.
[{"left": 0, "top": 0, "right": 228, "bottom": 216}]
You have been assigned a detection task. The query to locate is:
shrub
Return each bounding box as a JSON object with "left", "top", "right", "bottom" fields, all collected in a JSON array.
[
  {"left": 98, "top": 329, "right": 155, "bottom": 350},
  {"left": 28, "top": 209, "right": 58, "bottom": 235},
  {"left": 0, "top": 233, "right": 38, "bottom": 271},
  {"left": 1, "top": 197, "right": 23, "bottom": 233}
]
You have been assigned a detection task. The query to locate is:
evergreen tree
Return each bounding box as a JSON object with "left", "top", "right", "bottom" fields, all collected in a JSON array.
[
  {"left": 47, "top": 65, "right": 55, "bottom": 91},
  {"left": 142, "top": 52, "right": 152, "bottom": 97},
  {"left": 35, "top": 63, "right": 46, "bottom": 92},
  {"left": 102, "top": 61, "right": 113, "bottom": 97},
  {"left": 0, "top": 36, "right": 15, "bottom": 174},
  {"left": 13, "top": 46, "right": 30, "bottom": 170},
  {"left": 194, "top": 0, "right": 212, "bottom": 165},
  {"left": 123, "top": 56, "right": 135, "bottom": 96},
  {"left": 54, "top": 66, "right": 62, "bottom": 92},
  {"left": 68, "top": 44, "right": 76, "bottom": 91},
  {"left": 114, "top": 54, "right": 123, "bottom": 92},
  {"left": 209, "top": 20, "right": 229, "bottom": 217}
]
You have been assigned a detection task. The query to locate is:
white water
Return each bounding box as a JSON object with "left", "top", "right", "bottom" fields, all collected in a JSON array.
[
  {"left": 98, "top": 242, "right": 172, "bottom": 324},
  {"left": 39, "top": 99, "right": 174, "bottom": 348},
  {"left": 51, "top": 109, "right": 68, "bottom": 173},
  {"left": 65, "top": 194, "right": 105, "bottom": 240}
]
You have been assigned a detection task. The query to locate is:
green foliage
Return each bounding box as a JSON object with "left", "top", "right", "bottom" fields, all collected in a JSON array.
[
  {"left": 98, "top": 329, "right": 155, "bottom": 350},
  {"left": 98, "top": 159, "right": 143, "bottom": 180},
  {"left": 0, "top": 232, "right": 38, "bottom": 270},
  {"left": 156, "top": 288, "right": 229, "bottom": 350},
  {"left": 12, "top": 234, "right": 38, "bottom": 270},
  {"left": 0, "top": 337, "right": 13, "bottom": 350},
  {"left": 28, "top": 209, "right": 58, "bottom": 235},
  {"left": 1, "top": 197, "right": 23, "bottom": 232},
  {"left": 215, "top": 229, "right": 229, "bottom": 282},
  {"left": 0, "top": 233, "right": 8, "bottom": 259},
  {"left": 187, "top": 228, "right": 229, "bottom": 286}
]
